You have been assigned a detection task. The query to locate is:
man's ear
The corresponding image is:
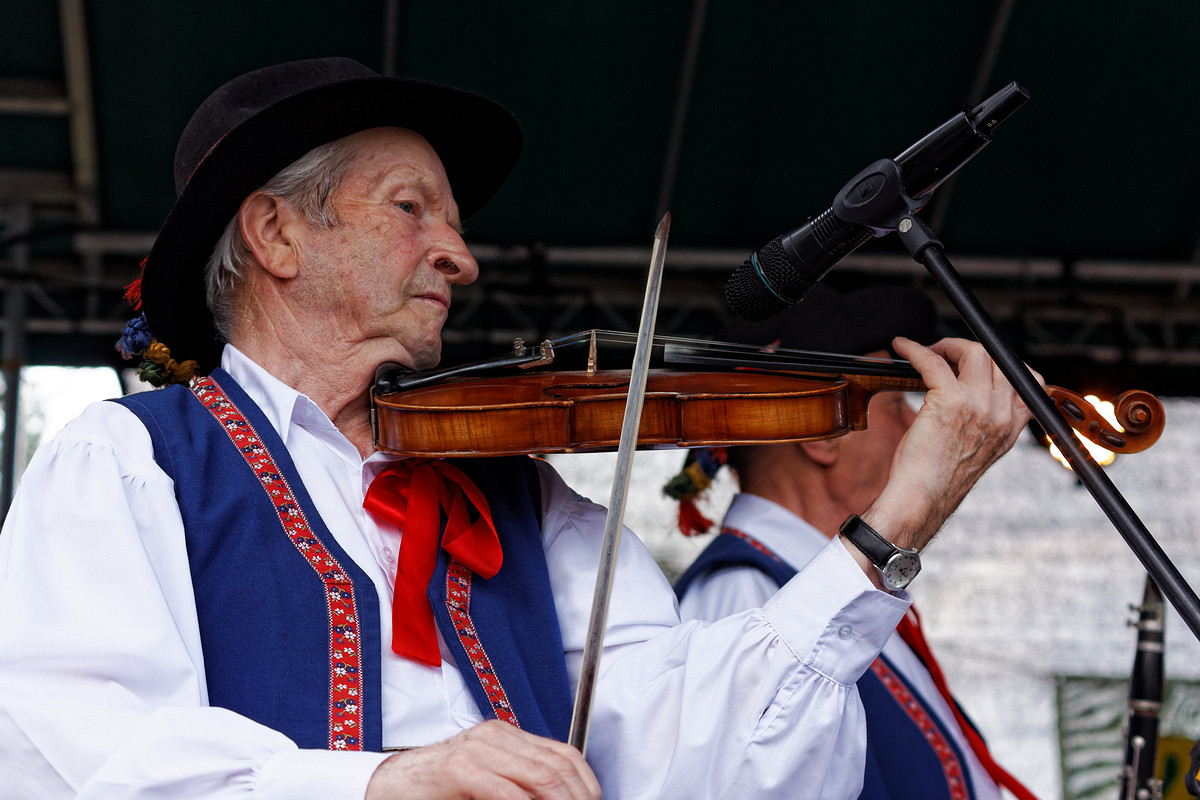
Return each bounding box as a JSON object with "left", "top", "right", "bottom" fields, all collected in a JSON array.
[
  {"left": 799, "top": 438, "right": 839, "bottom": 467},
  {"left": 238, "top": 191, "right": 302, "bottom": 279}
]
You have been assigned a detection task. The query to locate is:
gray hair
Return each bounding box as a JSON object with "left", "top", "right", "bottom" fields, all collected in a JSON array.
[{"left": 204, "top": 137, "right": 361, "bottom": 342}]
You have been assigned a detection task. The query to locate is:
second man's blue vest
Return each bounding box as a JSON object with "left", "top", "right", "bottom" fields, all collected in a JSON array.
[{"left": 675, "top": 529, "right": 979, "bottom": 800}]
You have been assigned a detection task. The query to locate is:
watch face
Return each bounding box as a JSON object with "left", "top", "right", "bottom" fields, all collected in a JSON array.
[{"left": 882, "top": 552, "right": 921, "bottom": 590}]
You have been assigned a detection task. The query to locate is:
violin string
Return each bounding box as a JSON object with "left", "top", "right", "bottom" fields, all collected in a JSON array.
[{"left": 546, "top": 329, "right": 918, "bottom": 377}]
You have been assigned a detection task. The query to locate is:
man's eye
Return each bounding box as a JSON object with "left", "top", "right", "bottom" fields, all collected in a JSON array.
[{"left": 396, "top": 201, "right": 416, "bottom": 214}]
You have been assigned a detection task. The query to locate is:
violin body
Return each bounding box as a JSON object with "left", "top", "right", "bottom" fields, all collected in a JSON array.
[
  {"left": 369, "top": 329, "right": 1165, "bottom": 458},
  {"left": 372, "top": 369, "right": 925, "bottom": 457}
]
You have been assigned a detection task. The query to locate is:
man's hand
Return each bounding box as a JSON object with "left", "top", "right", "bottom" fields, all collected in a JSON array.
[
  {"left": 860, "top": 336, "right": 1038, "bottom": 556},
  {"left": 365, "top": 720, "right": 601, "bottom": 800}
]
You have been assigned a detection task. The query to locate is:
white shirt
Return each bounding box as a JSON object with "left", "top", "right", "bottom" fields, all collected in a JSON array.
[
  {"left": 0, "top": 347, "right": 908, "bottom": 800},
  {"left": 679, "top": 492, "right": 1003, "bottom": 800}
]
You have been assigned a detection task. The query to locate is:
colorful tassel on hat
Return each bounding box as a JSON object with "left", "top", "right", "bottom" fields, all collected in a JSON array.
[
  {"left": 115, "top": 258, "right": 199, "bottom": 388},
  {"left": 123, "top": 263, "right": 145, "bottom": 311},
  {"left": 115, "top": 313, "right": 198, "bottom": 388},
  {"left": 662, "top": 447, "right": 728, "bottom": 536},
  {"left": 116, "top": 314, "right": 153, "bottom": 359}
]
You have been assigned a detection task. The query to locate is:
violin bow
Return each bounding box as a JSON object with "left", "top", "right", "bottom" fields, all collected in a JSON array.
[{"left": 568, "top": 212, "right": 671, "bottom": 753}]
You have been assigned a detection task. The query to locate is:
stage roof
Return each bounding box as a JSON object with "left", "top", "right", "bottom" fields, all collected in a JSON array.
[{"left": 3, "top": 0, "right": 1200, "bottom": 396}]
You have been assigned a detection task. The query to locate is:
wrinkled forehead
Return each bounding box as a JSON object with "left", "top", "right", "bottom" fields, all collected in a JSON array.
[
  {"left": 341, "top": 127, "right": 448, "bottom": 179},
  {"left": 339, "top": 127, "right": 458, "bottom": 211}
]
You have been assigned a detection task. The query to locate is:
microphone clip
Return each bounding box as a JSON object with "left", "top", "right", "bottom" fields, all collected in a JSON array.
[
  {"left": 832, "top": 158, "right": 945, "bottom": 260},
  {"left": 832, "top": 158, "right": 928, "bottom": 237}
]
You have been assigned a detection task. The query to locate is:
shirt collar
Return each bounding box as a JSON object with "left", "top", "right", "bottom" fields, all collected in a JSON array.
[
  {"left": 219, "top": 344, "right": 362, "bottom": 463},
  {"left": 722, "top": 492, "right": 830, "bottom": 569}
]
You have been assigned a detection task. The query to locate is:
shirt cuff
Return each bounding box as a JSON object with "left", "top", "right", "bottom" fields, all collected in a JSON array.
[
  {"left": 762, "top": 537, "right": 910, "bottom": 685},
  {"left": 256, "top": 749, "right": 392, "bottom": 800}
]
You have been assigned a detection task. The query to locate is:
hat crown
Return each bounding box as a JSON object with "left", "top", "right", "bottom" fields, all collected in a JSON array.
[{"left": 174, "top": 57, "right": 378, "bottom": 194}]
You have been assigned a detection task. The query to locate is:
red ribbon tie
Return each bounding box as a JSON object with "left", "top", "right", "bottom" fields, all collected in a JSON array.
[{"left": 363, "top": 459, "right": 502, "bottom": 667}]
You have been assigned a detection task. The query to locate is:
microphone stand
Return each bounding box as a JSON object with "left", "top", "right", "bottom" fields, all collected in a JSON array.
[{"left": 839, "top": 158, "right": 1200, "bottom": 642}]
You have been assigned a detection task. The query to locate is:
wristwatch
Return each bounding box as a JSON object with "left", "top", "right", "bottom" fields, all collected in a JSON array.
[{"left": 839, "top": 515, "right": 921, "bottom": 591}]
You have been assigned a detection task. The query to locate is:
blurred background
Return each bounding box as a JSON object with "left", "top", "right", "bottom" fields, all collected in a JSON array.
[{"left": 4, "top": 1, "right": 1200, "bottom": 797}]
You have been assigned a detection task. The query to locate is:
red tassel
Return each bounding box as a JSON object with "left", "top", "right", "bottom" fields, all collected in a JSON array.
[
  {"left": 677, "top": 499, "right": 714, "bottom": 536},
  {"left": 123, "top": 259, "right": 147, "bottom": 310}
]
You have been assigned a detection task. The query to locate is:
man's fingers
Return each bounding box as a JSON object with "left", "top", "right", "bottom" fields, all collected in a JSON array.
[
  {"left": 485, "top": 729, "right": 599, "bottom": 800},
  {"left": 892, "top": 336, "right": 955, "bottom": 387},
  {"left": 366, "top": 720, "right": 601, "bottom": 800},
  {"left": 457, "top": 723, "right": 600, "bottom": 800},
  {"left": 898, "top": 335, "right": 1040, "bottom": 418},
  {"left": 920, "top": 337, "right": 1001, "bottom": 386},
  {"left": 871, "top": 334, "right": 1038, "bottom": 548}
]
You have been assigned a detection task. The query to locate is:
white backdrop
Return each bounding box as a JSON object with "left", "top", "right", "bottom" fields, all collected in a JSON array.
[{"left": 548, "top": 398, "right": 1200, "bottom": 800}]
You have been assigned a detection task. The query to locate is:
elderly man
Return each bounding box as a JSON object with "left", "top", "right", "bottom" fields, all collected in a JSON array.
[
  {"left": 0, "top": 58, "right": 1031, "bottom": 800},
  {"left": 672, "top": 285, "right": 1038, "bottom": 800}
]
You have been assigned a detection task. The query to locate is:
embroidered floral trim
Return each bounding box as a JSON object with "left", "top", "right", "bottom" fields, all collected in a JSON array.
[
  {"left": 870, "top": 658, "right": 968, "bottom": 800},
  {"left": 445, "top": 559, "right": 519, "bottom": 727},
  {"left": 719, "top": 525, "right": 784, "bottom": 563},
  {"left": 193, "top": 376, "right": 365, "bottom": 750}
]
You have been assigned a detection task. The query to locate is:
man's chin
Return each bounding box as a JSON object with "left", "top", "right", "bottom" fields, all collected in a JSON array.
[{"left": 407, "top": 340, "right": 442, "bottom": 372}]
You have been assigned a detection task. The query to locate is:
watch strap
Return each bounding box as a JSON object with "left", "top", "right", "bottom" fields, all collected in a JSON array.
[{"left": 839, "top": 514, "right": 905, "bottom": 567}]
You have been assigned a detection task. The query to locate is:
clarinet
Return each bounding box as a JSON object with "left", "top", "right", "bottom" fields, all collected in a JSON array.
[{"left": 1119, "top": 575, "right": 1165, "bottom": 800}]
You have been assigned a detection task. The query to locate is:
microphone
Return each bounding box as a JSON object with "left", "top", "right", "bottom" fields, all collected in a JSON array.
[{"left": 726, "top": 81, "right": 1029, "bottom": 321}]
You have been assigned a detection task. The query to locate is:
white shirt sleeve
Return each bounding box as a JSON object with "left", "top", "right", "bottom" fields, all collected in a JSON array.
[
  {"left": 1, "top": 398, "right": 906, "bottom": 800},
  {"left": 535, "top": 461, "right": 909, "bottom": 800},
  {"left": 0, "top": 401, "right": 388, "bottom": 800},
  {"left": 677, "top": 564, "right": 781, "bottom": 621}
]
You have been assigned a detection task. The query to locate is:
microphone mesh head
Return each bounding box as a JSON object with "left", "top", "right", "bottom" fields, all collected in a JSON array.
[{"left": 725, "top": 238, "right": 794, "bottom": 321}]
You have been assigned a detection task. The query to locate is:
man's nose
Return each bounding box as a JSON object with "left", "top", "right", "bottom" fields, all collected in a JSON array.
[{"left": 429, "top": 226, "right": 479, "bottom": 285}]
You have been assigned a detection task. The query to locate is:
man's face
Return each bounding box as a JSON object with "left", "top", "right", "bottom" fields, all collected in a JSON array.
[
  {"left": 294, "top": 127, "right": 478, "bottom": 370},
  {"left": 833, "top": 351, "right": 918, "bottom": 503}
]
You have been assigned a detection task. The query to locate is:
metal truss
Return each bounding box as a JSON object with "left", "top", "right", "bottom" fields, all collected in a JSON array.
[{"left": 3, "top": 238, "right": 1200, "bottom": 392}]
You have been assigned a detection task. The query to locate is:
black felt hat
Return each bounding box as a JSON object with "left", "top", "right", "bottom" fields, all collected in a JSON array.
[
  {"left": 134, "top": 57, "right": 524, "bottom": 374},
  {"left": 717, "top": 283, "right": 938, "bottom": 356}
]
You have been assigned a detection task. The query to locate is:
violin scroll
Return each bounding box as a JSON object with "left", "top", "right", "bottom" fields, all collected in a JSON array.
[{"left": 1046, "top": 386, "right": 1165, "bottom": 455}]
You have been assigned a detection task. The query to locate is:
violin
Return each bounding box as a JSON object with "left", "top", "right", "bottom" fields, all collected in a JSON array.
[{"left": 369, "top": 330, "right": 1165, "bottom": 459}]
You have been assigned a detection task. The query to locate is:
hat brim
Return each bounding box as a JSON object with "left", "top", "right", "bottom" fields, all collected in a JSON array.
[{"left": 140, "top": 76, "right": 523, "bottom": 373}]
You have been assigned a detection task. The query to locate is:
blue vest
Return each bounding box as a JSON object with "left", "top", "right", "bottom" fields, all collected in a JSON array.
[
  {"left": 114, "top": 369, "right": 572, "bottom": 750},
  {"left": 675, "top": 530, "right": 980, "bottom": 800}
]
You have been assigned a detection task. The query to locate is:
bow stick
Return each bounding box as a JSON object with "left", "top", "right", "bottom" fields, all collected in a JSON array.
[{"left": 568, "top": 212, "right": 670, "bottom": 753}]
